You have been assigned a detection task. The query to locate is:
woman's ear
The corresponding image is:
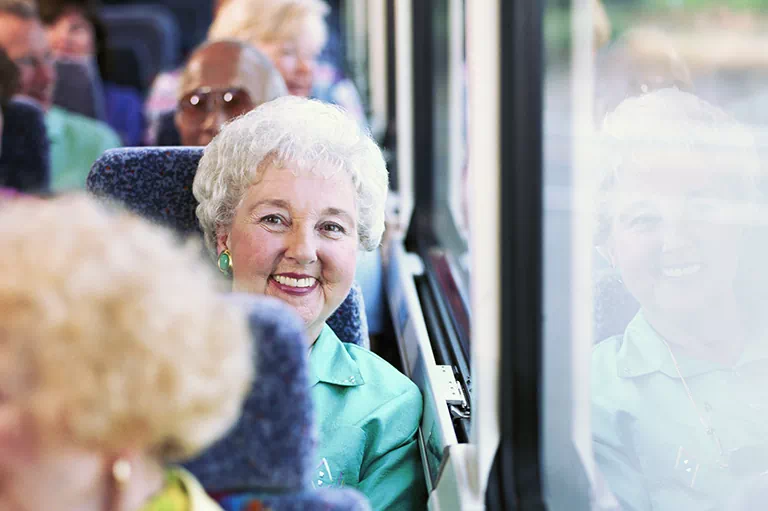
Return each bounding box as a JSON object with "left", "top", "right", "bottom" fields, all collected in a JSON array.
[{"left": 216, "top": 231, "right": 230, "bottom": 255}]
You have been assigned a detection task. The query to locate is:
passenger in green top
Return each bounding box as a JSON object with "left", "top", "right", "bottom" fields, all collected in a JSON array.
[
  {"left": 0, "top": 1, "right": 120, "bottom": 191},
  {"left": 592, "top": 88, "right": 768, "bottom": 510},
  {"left": 194, "top": 96, "right": 427, "bottom": 510},
  {"left": 46, "top": 104, "right": 121, "bottom": 190}
]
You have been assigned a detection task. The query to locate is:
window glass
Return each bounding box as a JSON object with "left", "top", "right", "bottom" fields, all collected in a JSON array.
[{"left": 545, "top": 1, "right": 768, "bottom": 509}]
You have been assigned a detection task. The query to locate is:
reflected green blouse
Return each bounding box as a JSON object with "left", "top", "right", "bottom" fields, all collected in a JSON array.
[{"left": 592, "top": 311, "right": 768, "bottom": 510}]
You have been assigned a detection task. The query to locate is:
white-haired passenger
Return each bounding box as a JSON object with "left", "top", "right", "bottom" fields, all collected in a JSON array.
[
  {"left": 193, "top": 96, "right": 426, "bottom": 510},
  {"left": 592, "top": 88, "right": 768, "bottom": 510},
  {"left": 0, "top": 195, "right": 253, "bottom": 511},
  {"left": 145, "top": 0, "right": 366, "bottom": 145},
  {"left": 174, "top": 40, "right": 286, "bottom": 146}
]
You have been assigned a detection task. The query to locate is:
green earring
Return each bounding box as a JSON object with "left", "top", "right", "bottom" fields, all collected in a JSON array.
[{"left": 217, "top": 249, "right": 233, "bottom": 276}]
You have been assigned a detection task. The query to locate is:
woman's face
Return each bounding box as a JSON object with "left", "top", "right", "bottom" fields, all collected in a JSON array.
[
  {"left": 258, "top": 25, "right": 322, "bottom": 97},
  {"left": 220, "top": 162, "right": 358, "bottom": 341},
  {"left": 0, "top": 404, "right": 103, "bottom": 511},
  {"left": 602, "top": 153, "right": 751, "bottom": 320},
  {"left": 46, "top": 9, "right": 94, "bottom": 58}
]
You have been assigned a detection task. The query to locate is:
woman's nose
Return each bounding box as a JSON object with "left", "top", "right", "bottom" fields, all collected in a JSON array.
[
  {"left": 285, "top": 226, "right": 318, "bottom": 265},
  {"left": 296, "top": 55, "right": 313, "bottom": 75}
]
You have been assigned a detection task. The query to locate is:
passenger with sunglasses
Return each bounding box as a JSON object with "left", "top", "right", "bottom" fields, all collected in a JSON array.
[{"left": 174, "top": 40, "right": 286, "bottom": 147}]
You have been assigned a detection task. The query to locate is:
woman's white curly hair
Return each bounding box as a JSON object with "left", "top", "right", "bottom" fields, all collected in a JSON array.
[{"left": 594, "top": 88, "right": 761, "bottom": 245}]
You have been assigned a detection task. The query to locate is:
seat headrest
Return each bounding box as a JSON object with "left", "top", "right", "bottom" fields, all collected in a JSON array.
[
  {"left": 184, "top": 293, "right": 315, "bottom": 493},
  {"left": 52, "top": 59, "right": 107, "bottom": 122},
  {"left": 593, "top": 271, "right": 639, "bottom": 343},
  {"left": 87, "top": 146, "right": 203, "bottom": 235},
  {"left": 0, "top": 99, "right": 50, "bottom": 193},
  {"left": 87, "top": 147, "right": 370, "bottom": 347}
]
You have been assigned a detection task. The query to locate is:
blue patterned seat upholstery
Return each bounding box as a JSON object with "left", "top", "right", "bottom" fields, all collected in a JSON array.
[
  {"left": 218, "top": 489, "right": 370, "bottom": 511},
  {"left": 86, "top": 147, "right": 370, "bottom": 347},
  {"left": 184, "top": 294, "right": 370, "bottom": 510},
  {"left": 185, "top": 295, "right": 314, "bottom": 492},
  {"left": 0, "top": 99, "right": 50, "bottom": 193},
  {"left": 327, "top": 282, "right": 368, "bottom": 349},
  {"left": 593, "top": 270, "right": 639, "bottom": 344}
]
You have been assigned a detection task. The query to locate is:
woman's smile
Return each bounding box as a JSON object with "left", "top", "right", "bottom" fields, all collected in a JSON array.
[{"left": 269, "top": 273, "right": 320, "bottom": 296}]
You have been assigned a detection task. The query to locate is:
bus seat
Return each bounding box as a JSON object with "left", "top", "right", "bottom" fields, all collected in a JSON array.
[
  {"left": 86, "top": 147, "right": 370, "bottom": 348},
  {"left": 156, "top": 110, "right": 181, "bottom": 146},
  {"left": 217, "top": 490, "right": 370, "bottom": 511},
  {"left": 0, "top": 99, "right": 50, "bottom": 193},
  {"left": 184, "top": 294, "right": 314, "bottom": 492},
  {"left": 593, "top": 270, "right": 639, "bottom": 343},
  {"left": 327, "top": 282, "right": 369, "bottom": 348},
  {"left": 53, "top": 59, "right": 107, "bottom": 122},
  {"left": 185, "top": 294, "right": 370, "bottom": 511},
  {"left": 100, "top": 4, "right": 181, "bottom": 93}
]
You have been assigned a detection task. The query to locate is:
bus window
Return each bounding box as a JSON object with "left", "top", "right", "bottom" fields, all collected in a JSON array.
[{"left": 543, "top": 0, "right": 768, "bottom": 509}]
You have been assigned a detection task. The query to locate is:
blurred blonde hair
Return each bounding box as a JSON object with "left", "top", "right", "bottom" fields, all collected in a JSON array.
[
  {"left": 0, "top": 195, "right": 254, "bottom": 461},
  {"left": 208, "top": 0, "right": 328, "bottom": 51}
]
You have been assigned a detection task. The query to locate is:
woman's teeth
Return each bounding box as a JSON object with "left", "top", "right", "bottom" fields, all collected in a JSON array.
[
  {"left": 273, "top": 275, "right": 317, "bottom": 288},
  {"left": 662, "top": 264, "right": 702, "bottom": 278}
]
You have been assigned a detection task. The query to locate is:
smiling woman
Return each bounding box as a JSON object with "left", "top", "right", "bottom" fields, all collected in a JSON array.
[{"left": 193, "top": 96, "right": 427, "bottom": 510}]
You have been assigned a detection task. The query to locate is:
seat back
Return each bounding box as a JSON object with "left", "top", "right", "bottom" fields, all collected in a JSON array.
[
  {"left": 100, "top": 4, "right": 180, "bottom": 93},
  {"left": 218, "top": 489, "right": 370, "bottom": 511},
  {"left": 52, "top": 59, "right": 107, "bottom": 121},
  {"left": 86, "top": 147, "right": 369, "bottom": 347},
  {"left": 0, "top": 99, "right": 50, "bottom": 193},
  {"left": 156, "top": 110, "right": 181, "bottom": 146},
  {"left": 593, "top": 270, "right": 639, "bottom": 343},
  {"left": 184, "top": 294, "right": 314, "bottom": 492}
]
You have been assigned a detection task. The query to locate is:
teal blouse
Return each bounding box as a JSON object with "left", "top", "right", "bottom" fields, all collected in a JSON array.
[
  {"left": 592, "top": 311, "right": 768, "bottom": 510},
  {"left": 309, "top": 324, "right": 427, "bottom": 510}
]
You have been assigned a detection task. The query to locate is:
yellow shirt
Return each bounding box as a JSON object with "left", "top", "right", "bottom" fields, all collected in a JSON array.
[{"left": 142, "top": 468, "right": 223, "bottom": 511}]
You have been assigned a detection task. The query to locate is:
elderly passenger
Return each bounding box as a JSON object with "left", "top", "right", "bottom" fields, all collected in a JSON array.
[
  {"left": 193, "top": 96, "right": 426, "bottom": 510},
  {"left": 174, "top": 40, "right": 286, "bottom": 147},
  {"left": 0, "top": 195, "right": 253, "bottom": 511},
  {"left": 146, "top": 0, "right": 366, "bottom": 143},
  {"left": 592, "top": 88, "right": 768, "bottom": 510},
  {"left": 0, "top": 0, "right": 120, "bottom": 190}
]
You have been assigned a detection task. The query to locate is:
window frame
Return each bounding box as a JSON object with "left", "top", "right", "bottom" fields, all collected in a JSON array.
[{"left": 484, "top": 0, "right": 547, "bottom": 509}]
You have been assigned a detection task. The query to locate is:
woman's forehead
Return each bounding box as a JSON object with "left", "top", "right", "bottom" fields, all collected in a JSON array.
[{"left": 245, "top": 163, "right": 356, "bottom": 209}]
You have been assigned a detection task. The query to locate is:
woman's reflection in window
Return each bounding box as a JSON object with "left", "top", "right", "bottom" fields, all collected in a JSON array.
[{"left": 591, "top": 88, "right": 768, "bottom": 511}]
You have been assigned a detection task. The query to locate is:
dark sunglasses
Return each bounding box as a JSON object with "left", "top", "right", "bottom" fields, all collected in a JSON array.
[{"left": 178, "top": 87, "right": 255, "bottom": 121}]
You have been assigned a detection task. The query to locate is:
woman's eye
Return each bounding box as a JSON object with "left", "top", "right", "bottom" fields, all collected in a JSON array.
[
  {"left": 322, "top": 223, "right": 345, "bottom": 234},
  {"left": 627, "top": 214, "right": 661, "bottom": 229},
  {"left": 261, "top": 214, "right": 284, "bottom": 225}
]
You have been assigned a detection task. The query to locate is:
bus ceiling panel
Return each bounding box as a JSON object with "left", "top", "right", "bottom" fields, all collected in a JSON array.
[{"left": 387, "top": 241, "right": 462, "bottom": 489}]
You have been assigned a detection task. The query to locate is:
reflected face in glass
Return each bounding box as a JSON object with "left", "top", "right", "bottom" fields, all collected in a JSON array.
[
  {"left": 220, "top": 163, "right": 358, "bottom": 342},
  {"left": 604, "top": 155, "right": 752, "bottom": 318},
  {"left": 175, "top": 45, "right": 266, "bottom": 146},
  {"left": 46, "top": 10, "right": 94, "bottom": 58},
  {"left": 0, "top": 15, "right": 56, "bottom": 111}
]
